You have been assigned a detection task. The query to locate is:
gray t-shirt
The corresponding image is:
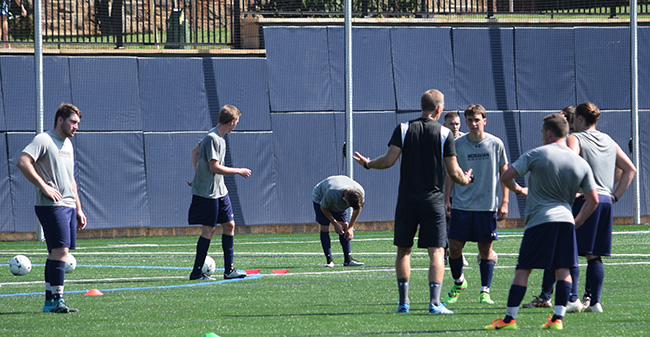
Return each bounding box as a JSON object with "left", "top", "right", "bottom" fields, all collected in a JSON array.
[
  {"left": 21, "top": 130, "right": 76, "bottom": 208},
  {"left": 512, "top": 143, "right": 597, "bottom": 229},
  {"left": 312, "top": 175, "right": 365, "bottom": 212},
  {"left": 191, "top": 127, "right": 228, "bottom": 199},
  {"left": 573, "top": 130, "right": 617, "bottom": 196},
  {"left": 452, "top": 133, "right": 508, "bottom": 211}
]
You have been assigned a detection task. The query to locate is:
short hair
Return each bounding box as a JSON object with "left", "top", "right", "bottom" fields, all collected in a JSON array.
[
  {"left": 463, "top": 104, "right": 486, "bottom": 119},
  {"left": 54, "top": 103, "right": 82, "bottom": 127},
  {"left": 542, "top": 112, "right": 569, "bottom": 138},
  {"left": 575, "top": 102, "right": 600, "bottom": 126},
  {"left": 444, "top": 111, "right": 460, "bottom": 122},
  {"left": 560, "top": 105, "right": 575, "bottom": 124},
  {"left": 421, "top": 89, "right": 444, "bottom": 113},
  {"left": 218, "top": 105, "right": 242, "bottom": 124},
  {"left": 344, "top": 189, "right": 364, "bottom": 210}
]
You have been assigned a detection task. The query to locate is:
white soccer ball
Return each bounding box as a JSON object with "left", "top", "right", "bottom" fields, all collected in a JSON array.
[
  {"left": 202, "top": 256, "right": 216, "bottom": 276},
  {"left": 9, "top": 255, "right": 32, "bottom": 276},
  {"left": 65, "top": 253, "right": 76, "bottom": 273}
]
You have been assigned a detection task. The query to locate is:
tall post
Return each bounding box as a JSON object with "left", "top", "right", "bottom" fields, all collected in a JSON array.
[
  {"left": 630, "top": 0, "right": 641, "bottom": 224},
  {"left": 233, "top": 0, "right": 241, "bottom": 48},
  {"left": 34, "top": 0, "right": 45, "bottom": 241},
  {"left": 345, "top": 0, "right": 353, "bottom": 180}
]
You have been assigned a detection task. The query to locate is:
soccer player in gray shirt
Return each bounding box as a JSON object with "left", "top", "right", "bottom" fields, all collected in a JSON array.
[
  {"left": 566, "top": 102, "right": 636, "bottom": 313},
  {"left": 443, "top": 104, "right": 509, "bottom": 306},
  {"left": 312, "top": 175, "right": 365, "bottom": 267},
  {"left": 486, "top": 113, "right": 598, "bottom": 331},
  {"left": 187, "top": 105, "right": 252, "bottom": 281},
  {"left": 17, "top": 103, "right": 87, "bottom": 313}
]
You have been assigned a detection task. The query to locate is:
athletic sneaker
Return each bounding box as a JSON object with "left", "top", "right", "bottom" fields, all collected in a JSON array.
[
  {"left": 224, "top": 269, "right": 248, "bottom": 279},
  {"left": 442, "top": 279, "right": 467, "bottom": 304},
  {"left": 395, "top": 303, "right": 410, "bottom": 313},
  {"left": 189, "top": 273, "right": 215, "bottom": 281},
  {"left": 485, "top": 317, "right": 517, "bottom": 330},
  {"left": 429, "top": 303, "right": 453, "bottom": 315},
  {"left": 542, "top": 316, "right": 563, "bottom": 330},
  {"left": 565, "top": 299, "right": 583, "bottom": 313},
  {"left": 584, "top": 303, "right": 603, "bottom": 312},
  {"left": 324, "top": 260, "right": 335, "bottom": 268},
  {"left": 46, "top": 299, "right": 71, "bottom": 313},
  {"left": 521, "top": 295, "right": 552, "bottom": 308},
  {"left": 582, "top": 295, "right": 591, "bottom": 308},
  {"left": 479, "top": 292, "right": 495, "bottom": 304},
  {"left": 344, "top": 258, "right": 364, "bottom": 267}
]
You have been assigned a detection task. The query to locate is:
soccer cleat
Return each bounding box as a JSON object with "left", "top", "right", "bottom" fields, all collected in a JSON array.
[
  {"left": 485, "top": 317, "right": 518, "bottom": 330},
  {"left": 429, "top": 303, "right": 454, "bottom": 315},
  {"left": 224, "top": 269, "right": 248, "bottom": 279},
  {"left": 584, "top": 303, "right": 603, "bottom": 312},
  {"left": 395, "top": 303, "right": 410, "bottom": 313},
  {"left": 47, "top": 299, "right": 70, "bottom": 313},
  {"left": 343, "top": 258, "right": 364, "bottom": 267},
  {"left": 43, "top": 299, "right": 55, "bottom": 313},
  {"left": 521, "top": 295, "right": 552, "bottom": 308},
  {"left": 324, "top": 260, "right": 335, "bottom": 268},
  {"left": 442, "top": 279, "right": 467, "bottom": 304},
  {"left": 542, "top": 316, "right": 563, "bottom": 330},
  {"left": 189, "top": 273, "right": 215, "bottom": 281},
  {"left": 582, "top": 295, "right": 591, "bottom": 308},
  {"left": 479, "top": 292, "right": 495, "bottom": 304},
  {"left": 565, "top": 299, "right": 583, "bottom": 313}
]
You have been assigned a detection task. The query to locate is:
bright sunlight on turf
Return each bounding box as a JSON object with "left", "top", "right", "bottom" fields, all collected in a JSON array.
[{"left": 2, "top": 225, "right": 650, "bottom": 336}]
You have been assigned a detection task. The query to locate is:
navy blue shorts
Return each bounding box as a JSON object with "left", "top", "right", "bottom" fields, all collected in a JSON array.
[
  {"left": 188, "top": 194, "right": 234, "bottom": 226},
  {"left": 573, "top": 195, "right": 613, "bottom": 256},
  {"left": 394, "top": 199, "right": 447, "bottom": 249},
  {"left": 516, "top": 222, "right": 577, "bottom": 271},
  {"left": 35, "top": 206, "right": 77, "bottom": 251},
  {"left": 313, "top": 202, "right": 347, "bottom": 227},
  {"left": 448, "top": 209, "right": 498, "bottom": 243}
]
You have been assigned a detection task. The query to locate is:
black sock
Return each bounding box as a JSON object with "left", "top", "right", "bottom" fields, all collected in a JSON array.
[
  {"left": 339, "top": 234, "right": 351, "bottom": 261},
  {"left": 397, "top": 278, "right": 409, "bottom": 306},
  {"left": 320, "top": 231, "right": 332, "bottom": 262},
  {"left": 192, "top": 236, "right": 211, "bottom": 275},
  {"left": 222, "top": 234, "right": 234, "bottom": 273}
]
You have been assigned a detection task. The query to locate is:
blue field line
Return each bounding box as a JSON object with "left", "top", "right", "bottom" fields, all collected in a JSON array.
[{"left": 0, "top": 273, "right": 264, "bottom": 298}]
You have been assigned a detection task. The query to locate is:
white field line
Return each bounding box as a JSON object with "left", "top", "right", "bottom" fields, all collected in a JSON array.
[{"left": 3, "top": 261, "right": 650, "bottom": 287}]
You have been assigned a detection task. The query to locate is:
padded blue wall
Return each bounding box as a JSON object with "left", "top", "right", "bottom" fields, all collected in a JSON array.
[
  {"left": 265, "top": 27, "right": 332, "bottom": 112},
  {"left": 69, "top": 57, "right": 143, "bottom": 131},
  {"left": 1, "top": 56, "right": 71, "bottom": 131},
  {"left": 575, "top": 28, "right": 630, "bottom": 109},
  {"left": 515, "top": 28, "right": 576, "bottom": 110},
  {"left": 328, "top": 27, "right": 396, "bottom": 111},
  {"left": 453, "top": 28, "right": 516, "bottom": 111},
  {"left": 0, "top": 134, "right": 12, "bottom": 231},
  {"left": 209, "top": 58, "right": 272, "bottom": 131},
  {"left": 138, "top": 58, "right": 211, "bottom": 131},
  {"left": 75, "top": 133, "right": 150, "bottom": 229},
  {"left": 391, "top": 27, "right": 455, "bottom": 111},
  {"left": 1, "top": 26, "right": 648, "bottom": 233}
]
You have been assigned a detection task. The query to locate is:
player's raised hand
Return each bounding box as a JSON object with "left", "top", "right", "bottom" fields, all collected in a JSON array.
[{"left": 352, "top": 151, "right": 370, "bottom": 168}]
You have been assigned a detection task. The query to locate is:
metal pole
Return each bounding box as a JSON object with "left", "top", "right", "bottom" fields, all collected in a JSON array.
[
  {"left": 345, "top": 0, "right": 353, "bottom": 180},
  {"left": 630, "top": 0, "right": 641, "bottom": 224},
  {"left": 35, "top": 0, "right": 45, "bottom": 241}
]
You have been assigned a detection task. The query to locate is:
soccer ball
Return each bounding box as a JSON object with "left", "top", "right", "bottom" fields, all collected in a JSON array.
[
  {"left": 65, "top": 253, "right": 76, "bottom": 273},
  {"left": 9, "top": 255, "right": 32, "bottom": 276},
  {"left": 202, "top": 256, "right": 216, "bottom": 276}
]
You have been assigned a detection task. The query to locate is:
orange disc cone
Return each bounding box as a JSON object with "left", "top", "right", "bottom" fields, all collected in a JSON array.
[
  {"left": 272, "top": 269, "right": 288, "bottom": 274},
  {"left": 85, "top": 288, "right": 104, "bottom": 296}
]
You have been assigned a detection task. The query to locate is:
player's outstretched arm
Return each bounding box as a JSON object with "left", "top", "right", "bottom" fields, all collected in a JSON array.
[
  {"left": 353, "top": 146, "right": 401, "bottom": 170},
  {"left": 209, "top": 159, "right": 251, "bottom": 178},
  {"left": 444, "top": 156, "right": 472, "bottom": 186}
]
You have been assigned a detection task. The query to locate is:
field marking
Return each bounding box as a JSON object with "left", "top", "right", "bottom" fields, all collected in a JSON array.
[{"left": 0, "top": 273, "right": 264, "bottom": 298}]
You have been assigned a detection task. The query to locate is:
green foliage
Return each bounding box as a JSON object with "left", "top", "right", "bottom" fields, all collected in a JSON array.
[{"left": 1, "top": 225, "right": 649, "bottom": 336}]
